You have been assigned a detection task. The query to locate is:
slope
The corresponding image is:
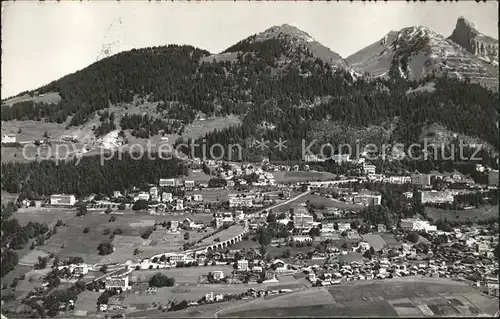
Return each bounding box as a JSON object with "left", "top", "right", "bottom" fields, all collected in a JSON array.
[
  {"left": 449, "top": 17, "right": 498, "bottom": 66},
  {"left": 346, "top": 23, "right": 498, "bottom": 90}
]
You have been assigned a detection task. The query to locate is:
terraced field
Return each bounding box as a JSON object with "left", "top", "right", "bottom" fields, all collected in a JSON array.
[{"left": 217, "top": 278, "right": 499, "bottom": 317}]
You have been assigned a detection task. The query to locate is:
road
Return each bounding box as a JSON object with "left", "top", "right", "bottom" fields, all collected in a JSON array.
[{"left": 248, "top": 190, "right": 310, "bottom": 219}]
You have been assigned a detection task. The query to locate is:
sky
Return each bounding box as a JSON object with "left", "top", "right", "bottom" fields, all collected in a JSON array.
[{"left": 1, "top": 1, "right": 498, "bottom": 99}]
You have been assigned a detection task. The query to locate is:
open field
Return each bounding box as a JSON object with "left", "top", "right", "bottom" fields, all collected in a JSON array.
[
  {"left": 8, "top": 209, "right": 215, "bottom": 265},
  {"left": 218, "top": 287, "right": 334, "bottom": 315},
  {"left": 1, "top": 191, "right": 18, "bottom": 205},
  {"left": 126, "top": 300, "right": 250, "bottom": 318},
  {"left": 0, "top": 264, "right": 33, "bottom": 300},
  {"left": 1, "top": 118, "right": 95, "bottom": 143},
  {"left": 18, "top": 249, "right": 51, "bottom": 266},
  {"left": 425, "top": 204, "right": 499, "bottom": 222},
  {"left": 274, "top": 194, "right": 363, "bottom": 212},
  {"left": 73, "top": 290, "right": 101, "bottom": 315},
  {"left": 182, "top": 169, "right": 212, "bottom": 182},
  {"left": 488, "top": 170, "right": 498, "bottom": 186},
  {"left": 123, "top": 281, "right": 308, "bottom": 307},
  {"left": 217, "top": 278, "right": 499, "bottom": 317},
  {"left": 32, "top": 211, "right": 156, "bottom": 264},
  {"left": 11, "top": 268, "right": 52, "bottom": 298},
  {"left": 12, "top": 207, "right": 77, "bottom": 227},
  {"left": 2, "top": 92, "right": 62, "bottom": 106},
  {"left": 131, "top": 265, "right": 235, "bottom": 284},
  {"left": 183, "top": 115, "right": 242, "bottom": 141},
  {"left": 266, "top": 245, "right": 313, "bottom": 259},
  {"left": 1, "top": 141, "right": 89, "bottom": 163},
  {"left": 229, "top": 240, "right": 260, "bottom": 251},
  {"left": 379, "top": 233, "right": 403, "bottom": 249},
  {"left": 271, "top": 171, "right": 337, "bottom": 183}
]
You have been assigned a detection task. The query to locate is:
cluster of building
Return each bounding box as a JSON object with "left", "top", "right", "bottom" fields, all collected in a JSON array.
[
  {"left": 293, "top": 226, "right": 499, "bottom": 290},
  {"left": 217, "top": 163, "right": 277, "bottom": 187},
  {"left": 213, "top": 211, "right": 245, "bottom": 228},
  {"left": 400, "top": 218, "right": 437, "bottom": 232}
]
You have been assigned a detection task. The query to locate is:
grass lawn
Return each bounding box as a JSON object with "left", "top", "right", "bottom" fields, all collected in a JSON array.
[
  {"left": 220, "top": 301, "right": 398, "bottom": 317},
  {"left": 124, "top": 281, "right": 307, "bottom": 307},
  {"left": 12, "top": 207, "right": 77, "bottom": 227},
  {"left": 184, "top": 115, "right": 241, "bottom": 141},
  {"left": 11, "top": 210, "right": 215, "bottom": 265},
  {"left": 274, "top": 194, "right": 363, "bottom": 212},
  {"left": 73, "top": 290, "right": 100, "bottom": 315},
  {"left": 218, "top": 287, "right": 334, "bottom": 316},
  {"left": 488, "top": 170, "right": 498, "bottom": 186},
  {"left": 266, "top": 245, "right": 313, "bottom": 259},
  {"left": 127, "top": 300, "right": 250, "bottom": 318},
  {"left": 182, "top": 169, "right": 212, "bottom": 183},
  {"left": 379, "top": 233, "right": 403, "bottom": 249},
  {"left": 35, "top": 212, "right": 157, "bottom": 264},
  {"left": 425, "top": 205, "right": 498, "bottom": 222},
  {"left": 229, "top": 240, "right": 260, "bottom": 250},
  {"left": 131, "top": 265, "right": 235, "bottom": 284}
]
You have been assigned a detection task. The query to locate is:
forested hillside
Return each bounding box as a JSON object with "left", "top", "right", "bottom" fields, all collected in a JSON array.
[
  {"left": 2, "top": 25, "right": 499, "bottom": 161},
  {"left": 1, "top": 154, "right": 187, "bottom": 199}
]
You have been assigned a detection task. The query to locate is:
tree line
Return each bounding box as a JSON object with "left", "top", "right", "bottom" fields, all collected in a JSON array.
[{"left": 1, "top": 153, "right": 187, "bottom": 199}]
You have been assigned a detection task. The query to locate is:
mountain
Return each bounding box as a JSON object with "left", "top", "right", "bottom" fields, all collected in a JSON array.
[
  {"left": 449, "top": 17, "right": 499, "bottom": 66},
  {"left": 345, "top": 30, "right": 399, "bottom": 77},
  {"left": 1, "top": 20, "right": 499, "bottom": 164},
  {"left": 346, "top": 20, "right": 498, "bottom": 90},
  {"left": 226, "top": 24, "right": 349, "bottom": 69}
]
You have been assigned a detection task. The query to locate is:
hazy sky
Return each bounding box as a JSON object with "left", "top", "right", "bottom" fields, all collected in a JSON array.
[{"left": 1, "top": 1, "right": 498, "bottom": 98}]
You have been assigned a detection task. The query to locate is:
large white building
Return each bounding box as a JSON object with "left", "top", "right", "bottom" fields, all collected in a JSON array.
[
  {"left": 159, "top": 178, "right": 178, "bottom": 187},
  {"left": 400, "top": 218, "right": 437, "bottom": 232},
  {"left": 229, "top": 194, "right": 254, "bottom": 208},
  {"left": 293, "top": 213, "right": 314, "bottom": 230},
  {"left": 388, "top": 176, "right": 411, "bottom": 184},
  {"left": 175, "top": 199, "right": 184, "bottom": 211},
  {"left": 149, "top": 187, "right": 159, "bottom": 197},
  {"left": 237, "top": 259, "right": 249, "bottom": 271},
  {"left": 162, "top": 192, "right": 173, "bottom": 202},
  {"left": 363, "top": 164, "right": 376, "bottom": 175},
  {"left": 136, "top": 192, "right": 150, "bottom": 201},
  {"left": 184, "top": 180, "right": 195, "bottom": 189},
  {"left": 104, "top": 276, "right": 131, "bottom": 291},
  {"left": 418, "top": 191, "right": 454, "bottom": 204},
  {"left": 50, "top": 194, "right": 76, "bottom": 206}
]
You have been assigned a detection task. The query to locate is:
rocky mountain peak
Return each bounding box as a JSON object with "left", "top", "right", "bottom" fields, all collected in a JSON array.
[
  {"left": 449, "top": 16, "right": 498, "bottom": 64},
  {"left": 251, "top": 24, "right": 348, "bottom": 69},
  {"left": 456, "top": 16, "right": 478, "bottom": 33},
  {"left": 256, "top": 24, "right": 316, "bottom": 43}
]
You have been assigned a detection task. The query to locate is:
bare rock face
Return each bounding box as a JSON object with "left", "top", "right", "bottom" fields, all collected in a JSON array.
[{"left": 449, "top": 17, "right": 498, "bottom": 64}]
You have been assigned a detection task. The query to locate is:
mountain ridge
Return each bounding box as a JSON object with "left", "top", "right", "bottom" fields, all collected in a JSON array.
[
  {"left": 346, "top": 21, "right": 498, "bottom": 89},
  {"left": 1, "top": 18, "right": 499, "bottom": 161},
  {"left": 449, "top": 16, "right": 498, "bottom": 65},
  {"left": 2, "top": 17, "right": 498, "bottom": 102}
]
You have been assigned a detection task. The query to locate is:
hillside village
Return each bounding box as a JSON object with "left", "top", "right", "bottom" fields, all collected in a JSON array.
[
  {"left": 1, "top": 152, "right": 498, "bottom": 317},
  {"left": 1, "top": 6, "right": 499, "bottom": 319}
]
